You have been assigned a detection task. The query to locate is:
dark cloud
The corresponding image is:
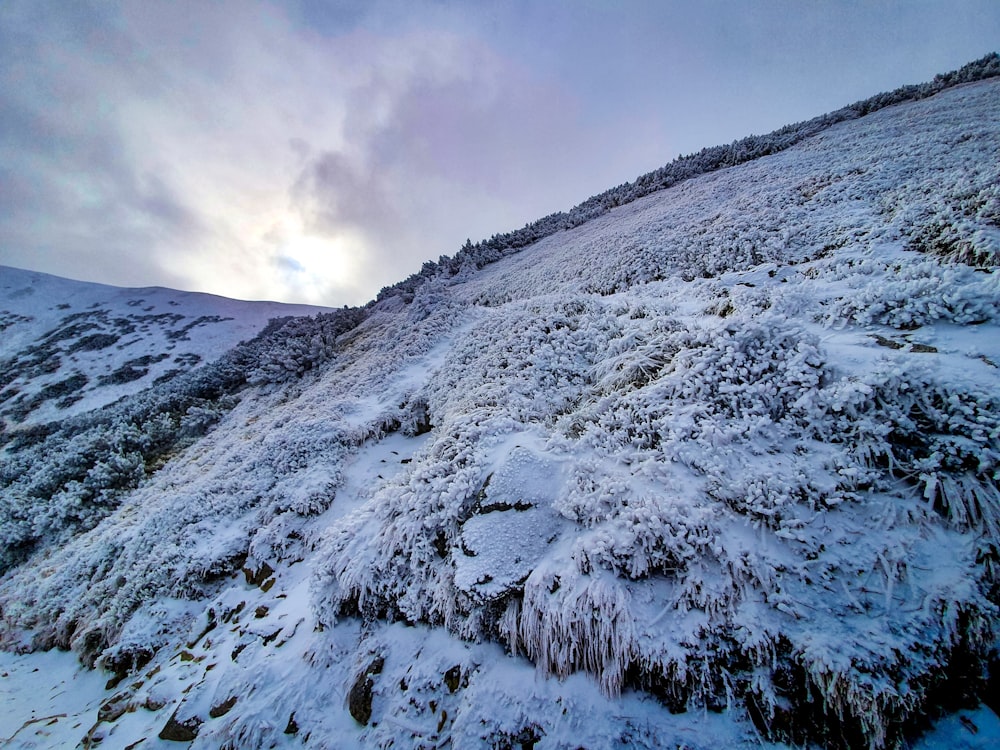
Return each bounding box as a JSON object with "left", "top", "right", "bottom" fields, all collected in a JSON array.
[
  {"left": 293, "top": 151, "right": 397, "bottom": 234},
  {"left": 131, "top": 175, "right": 205, "bottom": 236}
]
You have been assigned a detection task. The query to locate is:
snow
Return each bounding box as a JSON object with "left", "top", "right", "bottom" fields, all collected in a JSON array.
[
  {"left": 0, "top": 649, "right": 108, "bottom": 748},
  {"left": 912, "top": 706, "right": 1000, "bottom": 750},
  {"left": 454, "top": 445, "right": 568, "bottom": 602},
  {"left": 1, "top": 73, "right": 999, "bottom": 749}
]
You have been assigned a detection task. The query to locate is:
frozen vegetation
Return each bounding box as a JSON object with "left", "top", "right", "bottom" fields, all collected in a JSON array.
[{"left": 2, "top": 59, "right": 1000, "bottom": 749}]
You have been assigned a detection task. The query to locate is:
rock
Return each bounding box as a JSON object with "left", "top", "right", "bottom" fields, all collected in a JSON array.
[
  {"left": 103, "top": 647, "right": 154, "bottom": 690},
  {"left": 209, "top": 695, "right": 238, "bottom": 718},
  {"left": 495, "top": 724, "right": 544, "bottom": 750},
  {"left": 185, "top": 610, "right": 217, "bottom": 649},
  {"left": 348, "top": 656, "right": 384, "bottom": 726},
  {"left": 158, "top": 709, "right": 202, "bottom": 742},
  {"left": 444, "top": 665, "right": 462, "bottom": 693},
  {"left": 97, "top": 691, "right": 132, "bottom": 723},
  {"left": 242, "top": 562, "right": 274, "bottom": 587},
  {"left": 143, "top": 694, "right": 168, "bottom": 712},
  {"left": 81, "top": 723, "right": 103, "bottom": 749}
]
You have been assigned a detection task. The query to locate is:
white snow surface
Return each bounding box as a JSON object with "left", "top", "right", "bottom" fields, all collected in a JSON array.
[{"left": 1, "top": 78, "right": 1000, "bottom": 749}]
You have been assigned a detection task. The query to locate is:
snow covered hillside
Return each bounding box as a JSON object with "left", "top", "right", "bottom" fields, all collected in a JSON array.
[{"left": 2, "top": 65, "right": 1000, "bottom": 749}]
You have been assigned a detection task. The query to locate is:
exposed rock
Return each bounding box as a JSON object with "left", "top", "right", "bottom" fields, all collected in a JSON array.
[
  {"left": 348, "top": 656, "right": 384, "bottom": 726},
  {"left": 97, "top": 691, "right": 132, "bottom": 723},
  {"left": 186, "top": 609, "right": 218, "bottom": 649},
  {"left": 444, "top": 665, "right": 462, "bottom": 693},
  {"left": 158, "top": 709, "right": 202, "bottom": 742},
  {"left": 143, "top": 694, "right": 168, "bottom": 712},
  {"left": 80, "top": 724, "right": 104, "bottom": 749},
  {"left": 242, "top": 562, "right": 274, "bottom": 587},
  {"left": 873, "top": 334, "right": 905, "bottom": 349},
  {"left": 495, "top": 724, "right": 544, "bottom": 750},
  {"left": 209, "top": 695, "right": 238, "bottom": 718},
  {"left": 102, "top": 647, "right": 154, "bottom": 690}
]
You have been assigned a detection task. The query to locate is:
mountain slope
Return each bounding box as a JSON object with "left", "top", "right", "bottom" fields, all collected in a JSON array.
[{"left": 2, "top": 72, "right": 1000, "bottom": 749}]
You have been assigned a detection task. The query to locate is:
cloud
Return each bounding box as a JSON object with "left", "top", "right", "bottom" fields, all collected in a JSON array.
[
  {"left": 275, "top": 255, "right": 306, "bottom": 274},
  {"left": 0, "top": 0, "right": 618, "bottom": 305},
  {"left": 293, "top": 150, "right": 396, "bottom": 236},
  {"left": 283, "top": 26, "right": 646, "bottom": 299},
  {"left": 0, "top": 1, "right": 344, "bottom": 298},
  {"left": 3, "top": 0, "right": 996, "bottom": 305}
]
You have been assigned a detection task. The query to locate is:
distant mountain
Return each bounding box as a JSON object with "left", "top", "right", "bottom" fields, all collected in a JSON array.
[
  {"left": 2, "top": 60, "right": 1000, "bottom": 750},
  {"left": 0, "top": 266, "right": 329, "bottom": 425}
]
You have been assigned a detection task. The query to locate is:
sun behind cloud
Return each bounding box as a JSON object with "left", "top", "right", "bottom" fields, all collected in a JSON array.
[{"left": 273, "top": 221, "right": 365, "bottom": 305}]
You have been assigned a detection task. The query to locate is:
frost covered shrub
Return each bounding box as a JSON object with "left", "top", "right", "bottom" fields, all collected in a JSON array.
[
  {"left": 553, "top": 459, "right": 633, "bottom": 527},
  {"left": 903, "top": 181, "right": 1000, "bottom": 267},
  {"left": 312, "top": 448, "right": 481, "bottom": 626},
  {"left": 0, "top": 370, "right": 240, "bottom": 573},
  {"left": 572, "top": 494, "right": 716, "bottom": 580},
  {"left": 704, "top": 454, "right": 845, "bottom": 528},
  {"left": 658, "top": 317, "right": 825, "bottom": 422},
  {"left": 880, "top": 151, "right": 1000, "bottom": 269},
  {"left": 909, "top": 218, "right": 1000, "bottom": 266},
  {"left": 591, "top": 318, "right": 682, "bottom": 393},
  {"left": 831, "top": 261, "right": 1000, "bottom": 328},
  {"left": 239, "top": 306, "right": 367, "bottom": 384},
  {"left": 580, "top": 315, "right": 827, "bottom": 464},
  {"left": 810, "top": 364, "right": 1000, "bottom": 536},
  {"left": 503, "top": 570, "right": 636, "bottom": 696},
  {"left": 421, "top": 297, "right": 616, "bottom": 426}
]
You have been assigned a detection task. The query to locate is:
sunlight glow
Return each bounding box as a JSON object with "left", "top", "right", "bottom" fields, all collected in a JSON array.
[{"left": 275, "top": 219, "right": 365, "bottom": 304}]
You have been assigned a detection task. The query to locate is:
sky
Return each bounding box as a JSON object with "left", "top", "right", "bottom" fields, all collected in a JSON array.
[{"left": 1, "top": 1, "right": 998, "bottom": 307}]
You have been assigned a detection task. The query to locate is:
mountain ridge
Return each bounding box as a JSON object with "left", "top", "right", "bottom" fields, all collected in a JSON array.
[{"left": 374, "top": 52, "right": 1000, "bottom": 304}]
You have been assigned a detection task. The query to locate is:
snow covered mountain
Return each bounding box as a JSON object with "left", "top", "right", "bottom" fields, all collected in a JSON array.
[
  {"left": 0, "top": 267, "right": 329, "bottom": 426},
  {"left": 2, "top": 57, "right": 1000, "bottom": 750}
]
